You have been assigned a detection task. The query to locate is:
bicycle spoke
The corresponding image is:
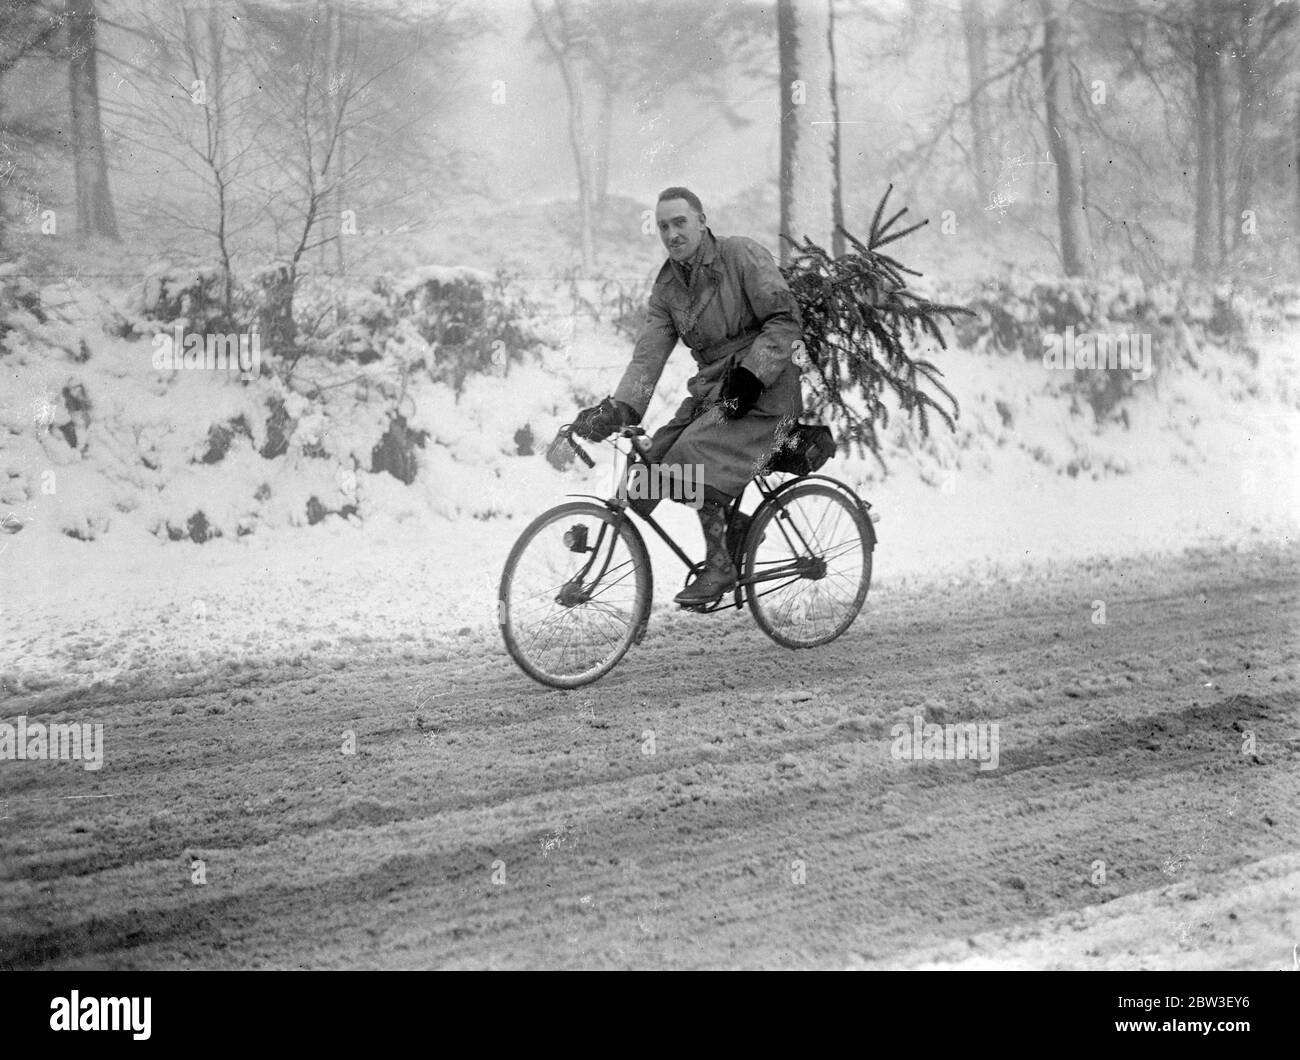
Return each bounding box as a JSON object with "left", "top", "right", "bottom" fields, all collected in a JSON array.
[
  {"left": 501, "top": 505, "right": 650, "bottom": 686},
  {"left": 746, "top": 484, "right": 870, "bottom": 648}
]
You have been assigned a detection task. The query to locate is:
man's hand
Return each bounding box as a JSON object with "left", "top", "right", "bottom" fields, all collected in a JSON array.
[
  {"left": 572, "top": 396, "right": 640, "bottom": 442},
  {"left": 720, "top": 365, "right": 764, "bottom": 420}
]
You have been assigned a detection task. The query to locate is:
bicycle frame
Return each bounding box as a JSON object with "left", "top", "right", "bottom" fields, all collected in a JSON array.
[{"left": 561, "top": 427, "right": 872, "bottom": 613}]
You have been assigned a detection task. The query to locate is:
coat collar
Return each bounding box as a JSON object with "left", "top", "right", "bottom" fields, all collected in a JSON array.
[{"left": 661, "top": 228, "right": 719, "bottom": 291}]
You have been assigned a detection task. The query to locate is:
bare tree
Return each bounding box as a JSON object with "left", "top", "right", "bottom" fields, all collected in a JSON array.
[
  {"left": 68, "top": 0, "right": 118, "bottom": 240},
  {"left": 1184, "top": 0, "right": 1226, "bottom": 271},
  {"left": 961, "top": 0, "right": 992, "bottom": 206},
  {"left": 104, "top": 0, "right": 266, "bottom": 316},
  {"left": 1231, "top": 0, "right": 1298, "bottom": 250},
  {"left": 1210, "top": 12, "right": 1228, "bottom": 265},
  {"left": 1038, "top": 0, "right": 1090, "bottom": 276},
  {"left": 527, "top": 0, "right": 765, "bottom": 260},
  {"left": 530, "top": 0, "right": 595, "bottom": 272},
  {"left": 0, "top": 1, "right": 66, "bottom": 252}
]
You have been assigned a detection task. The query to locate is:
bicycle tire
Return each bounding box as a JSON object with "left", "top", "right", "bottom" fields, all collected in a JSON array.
[
  {"left": 499, "top": 501, "right": 652, "bottom": 688},
  {"left": 743, "top": 481, "right": 872, "bottom": 649}
]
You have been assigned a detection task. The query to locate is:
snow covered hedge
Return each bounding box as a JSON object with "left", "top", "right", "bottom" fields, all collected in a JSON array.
[
  {"left": 947, "top": 273, "right": 1287, "bottom": 421},
  {"left": 948, "top": 273, "right": 1288, "bottom": 358},
  {"left": 292, "top": 265, "right": 544, "bottom": 391},
  {"left": 3, "top": 259, "right": 1295, "bottom": 545},
  {"left": 0, "top": 263, "right": 573, "bottom": 543}
]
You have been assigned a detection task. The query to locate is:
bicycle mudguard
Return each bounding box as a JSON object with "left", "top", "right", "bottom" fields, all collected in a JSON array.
[{"left": 759, "top": 474, "right": 877, "bottom": 550}]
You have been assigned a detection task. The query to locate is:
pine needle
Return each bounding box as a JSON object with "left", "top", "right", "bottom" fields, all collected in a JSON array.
[{"left": 779, "top": 186, "right": 973, "bottom": 466}]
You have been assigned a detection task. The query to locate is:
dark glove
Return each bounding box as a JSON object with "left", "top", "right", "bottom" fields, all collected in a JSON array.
[
  {"left": 572, "top": 396, "right": 640, "bottom": 442},
  {"left": 720, "top": 365, "right": 764, "bottom": 420}
]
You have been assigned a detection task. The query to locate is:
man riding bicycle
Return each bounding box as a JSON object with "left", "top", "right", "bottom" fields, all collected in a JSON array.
[{"left": 572, "top": 186, "right": 804, "bottom": 607}]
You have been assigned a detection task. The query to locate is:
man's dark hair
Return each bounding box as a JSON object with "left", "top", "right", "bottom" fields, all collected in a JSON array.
[{"left": 658, "top": 186, "right": 704, "bottom": 215}]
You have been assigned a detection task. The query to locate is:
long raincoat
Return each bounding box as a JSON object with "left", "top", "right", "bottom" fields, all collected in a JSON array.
[{"left": 612, "top": 228, "right": 804, "bottom": 500}]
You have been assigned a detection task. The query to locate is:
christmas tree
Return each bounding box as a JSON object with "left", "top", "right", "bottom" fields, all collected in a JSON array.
[{"left": 780, "top": 185, "right": 971, "bottom": 465}]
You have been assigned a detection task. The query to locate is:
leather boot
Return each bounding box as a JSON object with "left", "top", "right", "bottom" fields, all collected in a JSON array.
[
  {"left": 674, "top": 498, "right": 738, "bottom": 606},
  {"left": 726, "top": 510, "right": 752, "bottom": 565}
]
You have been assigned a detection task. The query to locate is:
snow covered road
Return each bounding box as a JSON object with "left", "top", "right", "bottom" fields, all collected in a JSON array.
[{"left": 1, "top": 542, "right": 1295, "bottom": 969}]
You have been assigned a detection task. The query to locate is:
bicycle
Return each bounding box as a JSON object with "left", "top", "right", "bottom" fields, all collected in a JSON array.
[{"left": 498, "top": 423, "right": 877, "bottom": 688}]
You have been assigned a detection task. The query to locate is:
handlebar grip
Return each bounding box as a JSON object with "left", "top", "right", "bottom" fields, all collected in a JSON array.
[{"left": 569, "top": 437, "right": 595, "bottom": 467}]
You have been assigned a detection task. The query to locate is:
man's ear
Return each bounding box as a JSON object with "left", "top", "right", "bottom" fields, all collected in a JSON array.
[{"left": 698, "top": 213, "right": 706, "bottom": 227}]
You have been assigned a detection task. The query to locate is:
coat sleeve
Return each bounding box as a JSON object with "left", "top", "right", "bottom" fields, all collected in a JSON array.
[
  {"left": 734, "top": 238, "right": 803, "bottom": 388},
  {"left": 613, "top": 286, "right": 679, "bottom": 419}
]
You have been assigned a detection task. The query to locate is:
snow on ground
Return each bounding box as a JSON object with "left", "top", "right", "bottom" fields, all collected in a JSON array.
[
  {"left": 1, "top": 280, "right": 1297, "bottom": 694},
  {"left": 854, "top": 851, "right": 1300, "bottom": 971}
]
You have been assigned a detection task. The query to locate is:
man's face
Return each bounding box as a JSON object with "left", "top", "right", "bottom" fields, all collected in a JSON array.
[{"left": 657, "top": 199, "right": 706, "bottom": 262}]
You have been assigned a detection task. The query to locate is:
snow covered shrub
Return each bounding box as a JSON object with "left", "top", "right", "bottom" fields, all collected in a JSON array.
[
  {"left": 0, "top": 266, "right": 44, "bottom": 341},
  {"left": 1264, "top": 284, "right": 1300, "bottom": 324},
  {"left": 596, "top": 276, "right": 652, "bottom": 339},
  {"left": 252, "top": 263, "right": 295, "bottom": 357},
  {"left": 370, "top": 412, "right": 427, "bottom": 484},
  {"left": 294, "top": 276, "right": 394, "bottom": 364},
  {"left": 164, "top": 510, "right": 220, "bottom": 543},
  {"left": 200, "top": 416, "right": 253, "bottom": 464},
  {"left": 951, "top": 273, "right": 1264, "bottom": 421},
  {"left": 294, "top": 266, "right": 543, "bottom": 393},
  {"left": 259, "top": 397, "right": 292, "bottom": 459},
  {"left": 305, "top": 494, "right": 357, "bottom": 525},
  {"left": 402, "top": 267, "right": 541, "bottom": 391},
  {"left": 131, "top": 266, "right": 240, "bottom": 335},
  {"left": 954, "top": 274, "right": 1254, "bottom": 362}
]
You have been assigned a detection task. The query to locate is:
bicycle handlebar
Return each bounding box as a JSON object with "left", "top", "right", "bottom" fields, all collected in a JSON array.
[
  {"left": 550, "top": 424, "right": 647, "bottom": 470},
  {"left": 552, "top": 425, "right": 596, "bottom": 467}
]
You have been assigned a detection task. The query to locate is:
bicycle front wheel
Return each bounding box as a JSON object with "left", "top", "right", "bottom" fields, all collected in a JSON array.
[
  {"left": 499, "top": 501, "right": 652, "bottom": 688},
  {"left": 743, "top": 481, "right": 872, "bottom": 649}
]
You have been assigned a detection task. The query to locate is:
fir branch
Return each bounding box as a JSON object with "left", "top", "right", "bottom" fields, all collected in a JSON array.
[{"left": 779, "top": 186, "right": 972, "bottom": 465}]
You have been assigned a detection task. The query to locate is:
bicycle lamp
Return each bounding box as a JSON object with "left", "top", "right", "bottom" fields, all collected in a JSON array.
[{"left": 563, "top": 524, "right": 589, "bottom": 553}]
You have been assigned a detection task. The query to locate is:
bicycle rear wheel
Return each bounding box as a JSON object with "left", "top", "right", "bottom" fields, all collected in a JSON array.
[
  {"left": 743, "top": 481, "right": 872, "bottom": 648},
  {"left": 499, "top": 501, "right": 652, "bottom": 688}
]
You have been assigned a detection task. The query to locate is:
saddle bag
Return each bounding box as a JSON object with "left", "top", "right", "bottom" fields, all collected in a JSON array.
[{"left": 763, "top": 422, "right": 836, "bottom": 476}]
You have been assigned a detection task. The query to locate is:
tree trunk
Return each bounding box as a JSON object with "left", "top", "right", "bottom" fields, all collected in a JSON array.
[
  {"left": 778, "top": 0, "right": 835, "bottom": 265},
  {"left": 827, "top": 0, "right": 845, "bottom": 257},
  {"left": 68, "top": 0, "right": 119, "bottom": 240},
  {"left": 332, "top": 1, "right": 347, "bottom": 275},
  {"left": 1210, "top": 35, "right": 1228, "bottom": 265},
  {"left": 961, "top": 0, "right": 991, "bottom": 206},
  {"left": 531, "top": 0, "right": 593, "bottom": 273},
  {"left": 594, "top": 81, "right": 614, "bottom": 214},
  {"left": 1191, "top": 25, "right": 1215, "bottom": 271},
  {"left": 202, "top": 0, "right": 234, "bottom": 316},
  {"left": 1233, "top": 0, "right": 1262, "bottom": 251},
  {"left": 321, "top": 0, "right": 335, "bottom": 272},
  {"left": 258, "top": 263, "right": 296, "bottom": 355},
  {"left": 1039, "top": 0, "right": 1090, "bottom": 276},
  {"left": 778, "top": 0, "right": 795, "bottom": 266}
]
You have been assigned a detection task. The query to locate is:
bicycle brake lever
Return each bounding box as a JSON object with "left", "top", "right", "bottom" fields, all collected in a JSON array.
[{"left": 548, "top": 426, "right": 595, "bottom": 469}]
